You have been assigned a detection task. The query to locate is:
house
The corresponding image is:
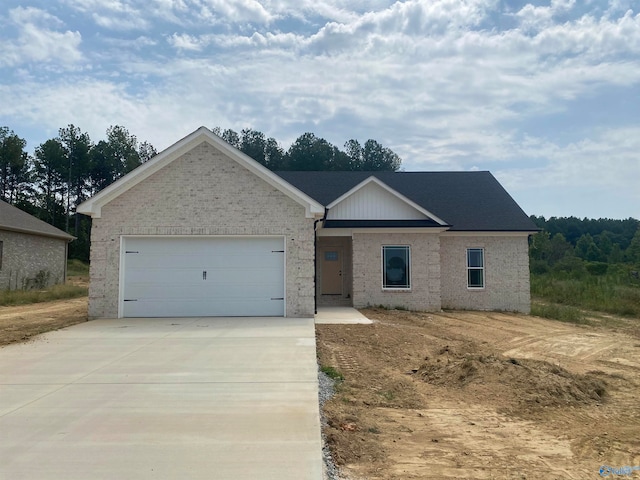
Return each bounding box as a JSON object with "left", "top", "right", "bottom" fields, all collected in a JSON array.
[
  {"left": 77, "top": 127, "right": 537, "bottom": 319},
  {"left": 0, "top": 200, "right": 74, "bottom": 290}
]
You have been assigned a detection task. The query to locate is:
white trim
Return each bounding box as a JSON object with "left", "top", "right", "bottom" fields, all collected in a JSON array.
[
  {"left": 282, "top": 235, "right": 287, "bottom": 317},
  {"left": 77, "top": 127, "right": 324, "bottom": 219},
  {"left": 317, "top": 227, "right": 449, "bottom": 237},
  {"left": 441, "top": 231, "right": 535, "bottom": 237},
  {"left": 466, "top": 247, "right": 485, "bottom": 290},
  {"left": 381, "top": 245, "right": 411, "bottom": 290},
  {"left": 118, "top": 236, "right": 125, "bottom": 318},
  {"left": 326, "top": 176, "right": 448, "bottom": 225}
]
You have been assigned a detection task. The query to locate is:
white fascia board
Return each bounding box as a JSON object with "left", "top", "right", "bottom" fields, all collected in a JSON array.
[
  {"left": 317, "top": 227, "right": 450, "bottom": 237},
  {"left": 326, "top": 176, "right": 448, "bottom": 225},
  {"left": 77, "top": 127, "right": 324, "bottom": 219},
  {"left": 440, "top": 231, "right": 536, "bottom": 237}
]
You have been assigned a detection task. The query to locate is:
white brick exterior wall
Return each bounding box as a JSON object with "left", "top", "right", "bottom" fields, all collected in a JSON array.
[
  {"left": 0, "top": 230, "right": 67, "bottom": 290},
  {"left": 440, "top": 235, "right": 531, "bottom": 313},
  {"left": 352, "top": 232, "right": 442, "bottom": 311},
  {"left": 88, "top": 142, "right": 315, "bottom": 318}
]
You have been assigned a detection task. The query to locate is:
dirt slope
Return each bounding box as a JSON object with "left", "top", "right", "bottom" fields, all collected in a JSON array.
[
  {"left": 317, "top": 309, "right": 640, "bottom": 479},
  {"left": 0, "top": 297, "right": 88, "bottom": 346}
]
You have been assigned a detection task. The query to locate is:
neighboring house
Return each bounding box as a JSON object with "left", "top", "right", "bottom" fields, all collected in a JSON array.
[
  {"left": 77, "top": 127, "right": 538, "bottom": 319},
  {"left": 0, "top": 200, "right": 74, "bottom": 290}
]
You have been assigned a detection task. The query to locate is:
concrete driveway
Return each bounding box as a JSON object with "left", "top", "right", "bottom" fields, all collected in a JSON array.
[{"left": 0, "top": 317, "right": 323, "bottom": 480}]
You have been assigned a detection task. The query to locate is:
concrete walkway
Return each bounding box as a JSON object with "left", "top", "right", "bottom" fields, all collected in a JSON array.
[
  {"left": 0, "top": 317, "right": 323, "bottom": 480},
  {"left": 315, "top": 306, "right": 373, "bottom": 324}
]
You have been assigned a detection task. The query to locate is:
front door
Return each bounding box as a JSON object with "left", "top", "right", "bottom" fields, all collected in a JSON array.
[{"left": 321, "top": 248, "right": 343, "bottom": 295}]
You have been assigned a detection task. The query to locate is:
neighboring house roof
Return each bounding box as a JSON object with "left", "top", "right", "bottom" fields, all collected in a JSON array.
[
  {"left": 276, "top": 171, "right": 538, "bottom": 232},
  {"left": 0, "top": 200, "right": 74, "bottom": 240},
  {"left": 77, "top": 127, "right": 325, "bottom": 219}
]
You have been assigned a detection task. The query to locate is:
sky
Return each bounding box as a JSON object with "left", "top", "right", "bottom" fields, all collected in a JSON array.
[{"left": 0, "top": 0, "right": 639, "bottom": 220}]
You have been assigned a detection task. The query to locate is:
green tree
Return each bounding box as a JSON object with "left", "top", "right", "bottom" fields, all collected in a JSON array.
[
  {"left": 344, "top": 139, "right": 401, "bottom": 171},
  {"left": 287, "top": 133, "right": 337, "bottom": 170},
  {"left": 627, "top": 229, "right": 640, "bottom": 264},
  {"left": 548, "top": 233, "right": 573, "bottom": 264},
  {"left": 575, "top": 233, "right": 602, "bottom": 262},
  {"left": 33, "top": 139, "right": 67, "bottom": 226},
  {"left": 361, "top": 139, "right": 401, "bottom": 171},
  {"left": 58, "top": 124, "right": 92, "bottom": 234},
  {"left": 89, "top": 125, "right": 154, "bottom": 193},
  {"left": 0, "top": 127, "right": 30, "bottom": 204}
]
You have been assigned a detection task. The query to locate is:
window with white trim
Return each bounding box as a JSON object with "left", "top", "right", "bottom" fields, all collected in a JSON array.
[
  {"left": 382, "top": 245, "right": 410, "bottom": 289},
  {"left": 467, "top": 248, "right": 484, "bottom": 288}
]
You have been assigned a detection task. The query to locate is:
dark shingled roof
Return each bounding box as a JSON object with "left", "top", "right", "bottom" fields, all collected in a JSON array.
[
  {"left": 276, "top": 171, "right": 538, "bottom": 232},
  {"left": 0, "top": 200, "right": 74, "bottom": 240}
]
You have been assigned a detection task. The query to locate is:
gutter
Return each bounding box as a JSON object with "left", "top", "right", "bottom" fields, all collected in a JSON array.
[{"left": 313, "top": 208, "right": 328, "bottom": 315}]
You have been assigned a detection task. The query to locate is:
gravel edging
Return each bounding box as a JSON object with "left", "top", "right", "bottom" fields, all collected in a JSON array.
[{"left": 318, "top": 369, "right": 343, "bottom": 480}]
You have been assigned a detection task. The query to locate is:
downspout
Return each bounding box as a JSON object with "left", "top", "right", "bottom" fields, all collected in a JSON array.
[{"left": 313, "top": 208, "right": 328, "bottom": 314}]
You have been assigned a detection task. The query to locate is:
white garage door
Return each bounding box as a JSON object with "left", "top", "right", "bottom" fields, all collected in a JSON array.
[{"left": 121, "top": 237, "right": 285, "bottom": 317}]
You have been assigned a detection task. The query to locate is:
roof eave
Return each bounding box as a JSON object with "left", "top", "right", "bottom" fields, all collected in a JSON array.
[
  {"left": 0, "top": 225, "right": 75, "bottom": 241},
  {"left": 77, "top": 127, "right": 325, "bottom": 219}
]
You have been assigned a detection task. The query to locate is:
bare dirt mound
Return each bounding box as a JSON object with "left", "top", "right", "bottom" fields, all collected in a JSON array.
[
  {"left": 417, "top": 342, "right": 608, "bottom": 408},
  {"left": 317, "top": 308, "right": 640, "bottom": 479}
]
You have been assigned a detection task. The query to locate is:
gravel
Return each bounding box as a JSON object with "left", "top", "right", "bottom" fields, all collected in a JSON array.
[{"left": 318, "top": 369, "right": 343, "bottom": 480}]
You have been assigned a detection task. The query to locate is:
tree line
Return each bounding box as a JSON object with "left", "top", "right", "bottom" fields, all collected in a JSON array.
[
  {"left": 212, "top": 127, "right": 402, "bottom": 172},
  {"left": 529, "top": 215, "right": 640, "bottom": 274},
  {"left": 1, "top": 125, "right": 402, "bottom": 261}
]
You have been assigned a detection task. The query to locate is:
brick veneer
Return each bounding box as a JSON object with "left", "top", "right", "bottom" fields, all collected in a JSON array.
[
  {"left": 88, "top": 142, "right": 315, "bottom": 318},
  {"left": 0, "top": 230, "right": 67, "bottom": 290},
  {"left": 440, "top": 235, "right": 531, "bottom": 313}
]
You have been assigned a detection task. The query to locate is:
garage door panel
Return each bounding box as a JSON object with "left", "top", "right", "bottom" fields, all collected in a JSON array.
[
  {"left": 125, "top": 282, "right": 285, "bottom": 300},
  {"left": 122, "top": 237, "right": 285, "bottom": 317},
  {"left": 124, "top": 298, "right": 284, "bottom": 318}
]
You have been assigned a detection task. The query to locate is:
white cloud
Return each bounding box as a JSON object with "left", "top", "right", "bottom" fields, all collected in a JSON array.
[
  {"left": 1, "top": 7, "right": 82, "bottom": 67},
  {"left": 1, "top": 0, "right": 639, "bottom": 218},
  {"left": 197, "top": 0, "right": 274, "bottom": 24}
]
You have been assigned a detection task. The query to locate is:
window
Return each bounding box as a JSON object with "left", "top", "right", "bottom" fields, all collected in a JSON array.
[
  {"left": 467, "top": 248, "right": 484, "bottom": 288},
  {"left": 383, "top": 246, "right": 410, "bottom": 289}
]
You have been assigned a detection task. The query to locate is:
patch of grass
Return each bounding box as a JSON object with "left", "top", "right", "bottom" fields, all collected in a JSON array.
[
  {"left": 531, "top": 302, "right": 589, "bottom": 325},
  {"left": 0, "top": 283, "right": 88, "bottom": 306},
  {"left": 531, "top": 268, "right": 640, "bottom": 318},
  {"left": 379, "top": 390, "right": 396, "bottom": 401},
  {"left": 67, "top": 259, "right": 90, "bottom": 277},
  {"left": 320, "top": 365, "right": 344, "bottom": 381}
]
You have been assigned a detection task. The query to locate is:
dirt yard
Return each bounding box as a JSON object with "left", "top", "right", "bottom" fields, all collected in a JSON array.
[
  {"left": 2, "top": 298, "right": 639, "bottom": 479},
  {"left": 0, "top": 297, "right": 88, "bottom": 346},
  {"left": 317, "top": 309, "right": 640, "bottom": 479}
]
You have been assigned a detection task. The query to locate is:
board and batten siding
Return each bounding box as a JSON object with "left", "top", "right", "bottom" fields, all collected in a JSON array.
[
  {"left": 88, "top": 142, "right": 315, "bottom": 319},
  {"left": 327, "top": 181, "right": 426, "bottom": 220}
]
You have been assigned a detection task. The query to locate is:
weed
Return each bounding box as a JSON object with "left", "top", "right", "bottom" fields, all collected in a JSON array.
[
  {"left": 0, "top": 284, "right": 88, "bottom": 306},
  {"left": 379, "top": 390, "right": 395, "bottom": 401},
  {"left": 531, "top": 269, "right": 640, "bottom": 318},
  {"left": 531, "top": 302, "right": 589, "bottom": 325},
  {"left": 67, "top": 259, "right": 90, "bottom": 277},
  {"left": 320, "top": 365, "right": 344, "bottom": 381}
]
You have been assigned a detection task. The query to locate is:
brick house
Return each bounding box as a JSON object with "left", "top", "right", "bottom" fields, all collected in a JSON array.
[
  {"left": 0, "top": 200, "right": 74, "bottom": 290},
  {"left": 77, "top": 127, "right": 537, "bottom": 319}
]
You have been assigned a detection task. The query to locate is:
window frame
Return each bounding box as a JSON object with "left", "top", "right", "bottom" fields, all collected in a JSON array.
[
  {"left": 467, "top": 248, "right": 485, "bottom": 289},
  {"left": 382, "top": 245, "right": 411, "bottom": 290}
]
